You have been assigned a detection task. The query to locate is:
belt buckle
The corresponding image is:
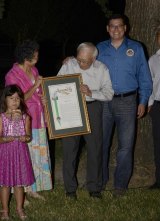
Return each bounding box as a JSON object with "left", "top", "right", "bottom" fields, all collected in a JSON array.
[{"left": 114, "top": 93, "right": 123, "bottom": 97}]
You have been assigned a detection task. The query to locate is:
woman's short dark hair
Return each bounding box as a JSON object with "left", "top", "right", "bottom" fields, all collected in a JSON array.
[
  {"left": 14, "top": 40, "right": 39, "bottom": 64},
  {"left": 0, "top": 84, "right": 28, "bottom": 114}
]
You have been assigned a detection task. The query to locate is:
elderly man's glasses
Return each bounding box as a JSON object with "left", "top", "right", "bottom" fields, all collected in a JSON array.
[{"left": 76, "top": 58, "right": 92, "bottom": 65}]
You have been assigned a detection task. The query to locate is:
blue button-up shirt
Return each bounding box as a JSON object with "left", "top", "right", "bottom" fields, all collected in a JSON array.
[{"left": 97, "top": 37, "right": 152, "bottom": 105}]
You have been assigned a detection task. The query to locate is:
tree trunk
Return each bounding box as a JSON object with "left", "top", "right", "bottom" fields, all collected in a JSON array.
[
  {"left": 125, "top": 0, "right": 160, "bottom": 187},
  {"left": 125, "top": 0, "right": 160, "bottom": 56}
]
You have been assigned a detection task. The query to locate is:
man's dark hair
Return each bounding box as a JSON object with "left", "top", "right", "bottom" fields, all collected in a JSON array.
[
  {"left": 14, "top": 40, "right": 39, "bottom": 64},
  {"left": 107, "top": 14, "right": 129, "bottom": 26}
]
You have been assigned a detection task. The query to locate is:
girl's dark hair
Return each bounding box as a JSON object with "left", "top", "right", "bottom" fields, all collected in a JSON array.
[
  {"left": 0, "top": 85, "right": 28, "bottom": 114},
  {"left": 14, "top": 39, "right": 39, "bottom": 64}
]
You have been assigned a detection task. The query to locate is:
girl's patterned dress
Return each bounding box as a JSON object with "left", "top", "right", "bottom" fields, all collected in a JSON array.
[{"left": 0, "top": 113, "right": 35, "bottom": 187}]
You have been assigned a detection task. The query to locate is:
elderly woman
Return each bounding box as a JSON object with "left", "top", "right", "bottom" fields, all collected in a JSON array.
[{"left": 5, "top": 40, "right": 52, "bottom": 199}]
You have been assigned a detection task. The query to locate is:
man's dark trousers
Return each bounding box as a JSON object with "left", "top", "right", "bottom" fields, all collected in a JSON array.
[{"left": 62, "top": 101, "right": 103, "bottom": 193}]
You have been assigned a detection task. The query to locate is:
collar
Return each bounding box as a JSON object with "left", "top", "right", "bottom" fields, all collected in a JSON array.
[{"left": 109, "top": 37, "right": 128, "bottom": 49}]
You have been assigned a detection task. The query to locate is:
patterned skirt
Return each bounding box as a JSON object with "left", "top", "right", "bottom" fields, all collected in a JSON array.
[{"left": 25, "top": 127, "right": 53, "bottom": 192}]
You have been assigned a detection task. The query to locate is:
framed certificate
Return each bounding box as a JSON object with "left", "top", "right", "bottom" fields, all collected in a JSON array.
[{"left": 42, "top": 74, "right": 91, "bottom": 139}]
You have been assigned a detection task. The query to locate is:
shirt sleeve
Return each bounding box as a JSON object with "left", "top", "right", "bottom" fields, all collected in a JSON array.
[
  {"left": 91, "top": 64, "right": 114, "bottom": 101},
  {"left": 136, "top": 45, "right": 153, "bottom": 105},
  {"left": 57, "top": 63, "right": 68, "bottom": 76},
  {"left": 148, "top": 58, "right": 155, "bottom": 106},
  {"left": 5, "top": 71, "right": 15, "bottom": 85},
  {"left": 5, "top": 71, "right": 26, "bottom": 92}
]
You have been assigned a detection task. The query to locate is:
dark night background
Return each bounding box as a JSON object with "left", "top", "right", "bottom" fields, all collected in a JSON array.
[
  {"left": 0, "top": 0, "right": 125, "bottom": 85},
  {"left": 1, "top": 0, "right": 154, "bottom": 191},
  {"left": 0, "top": 0, "right": 126, "bottom": 185}
]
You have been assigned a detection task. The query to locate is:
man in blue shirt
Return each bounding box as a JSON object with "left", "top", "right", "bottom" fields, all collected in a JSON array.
[{"left": 97, "top": 14, "right": 152, "bottom": 197}]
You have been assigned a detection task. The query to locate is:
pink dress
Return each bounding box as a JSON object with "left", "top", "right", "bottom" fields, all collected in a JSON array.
[
  {"left": 5, "top": 64, "right": 52, "bottom": 192},
  {"left": 0, "top": 113, "right": 35, "bottom": 187}
]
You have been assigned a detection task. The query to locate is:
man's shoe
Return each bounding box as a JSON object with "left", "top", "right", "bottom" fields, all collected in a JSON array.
[
  {"left": 149, "top": 183, "right": 160, "bottom": 189},
  {"left": 89, "top": 192, "right": 102, "bottom": 199},
  {"left": 113, "top": 189, "right": 126, "bottom": 198},
  {"left": 66, "top": 192, "right": 77, "bottom": 199}
]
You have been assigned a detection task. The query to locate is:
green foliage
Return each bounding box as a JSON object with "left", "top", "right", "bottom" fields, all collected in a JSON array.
[
  {"left": 0, "top": 0, "right": 77, "bottom": 43},
  {"left": 0, "top": 0, "right": 108, "bottom": 44},
  {"left": 0, "top": 0, "right": 108, "bottom": 57},
  {"left": 4, "top": 186, "right": 160, "bottom": 221},
  {"left": 95, "top": 0, "right": 112, "bottom": 17},
  {"left": 0, "top": 0, "right": 53, "bottom": 43}
]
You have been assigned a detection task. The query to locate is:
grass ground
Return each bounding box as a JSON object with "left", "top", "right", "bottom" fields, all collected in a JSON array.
[
  {"left": 2, "top": 185, "right": 160, "bottom": 221},
  {"left": 1, "top": 136, "right": 157, "bottom": 221}
]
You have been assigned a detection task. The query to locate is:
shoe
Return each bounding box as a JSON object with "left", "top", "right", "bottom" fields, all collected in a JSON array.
[
  {"left": 27, "top": 191, "right": 45, "bottom": 201},
  {"left": 0, "top": 210, "right": 9, "bottom": 220},
  {"left": 113, "top": 189, "right": 126, "bottom": 198},
  {"left": 66, "top": 192, "right": 77, "bottom": 200},
  {"left": 149, "top": 183, "right": 160, "bottom": 189},
  {"left": 89, "top": 192, "right": 102, "bottom": 199},
  {"left": 16, "top": 209, "right": 27, "bottom": 220}
]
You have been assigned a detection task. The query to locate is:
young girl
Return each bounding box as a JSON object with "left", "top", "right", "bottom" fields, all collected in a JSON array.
[{"left": 0, "top": 85, "right": 35, "bottom": 220}]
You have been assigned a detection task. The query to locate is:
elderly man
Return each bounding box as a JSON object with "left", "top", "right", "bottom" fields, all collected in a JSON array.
[{"left": 57, "top": 42, "right": 114, "bottom": 199}]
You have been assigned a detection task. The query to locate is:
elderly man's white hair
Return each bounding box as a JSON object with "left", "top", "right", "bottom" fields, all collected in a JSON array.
[{"left": 77, "top": 42, "right": 98, "bottom": 58}]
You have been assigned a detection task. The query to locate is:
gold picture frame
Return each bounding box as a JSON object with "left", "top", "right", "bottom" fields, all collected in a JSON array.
[{"left": 42, "top": 74, "right": 91, "bottom": 139}]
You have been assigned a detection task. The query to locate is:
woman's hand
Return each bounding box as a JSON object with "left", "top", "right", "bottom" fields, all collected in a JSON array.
[
  {"left": 34, "top": 76, "right": 43, "bottom": 89},
  {"left": 38, "top": 94, "right": 47, "bottom": 106},
  {"left": 24, "top": 76, "right": 43, "bottom": 101}
]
